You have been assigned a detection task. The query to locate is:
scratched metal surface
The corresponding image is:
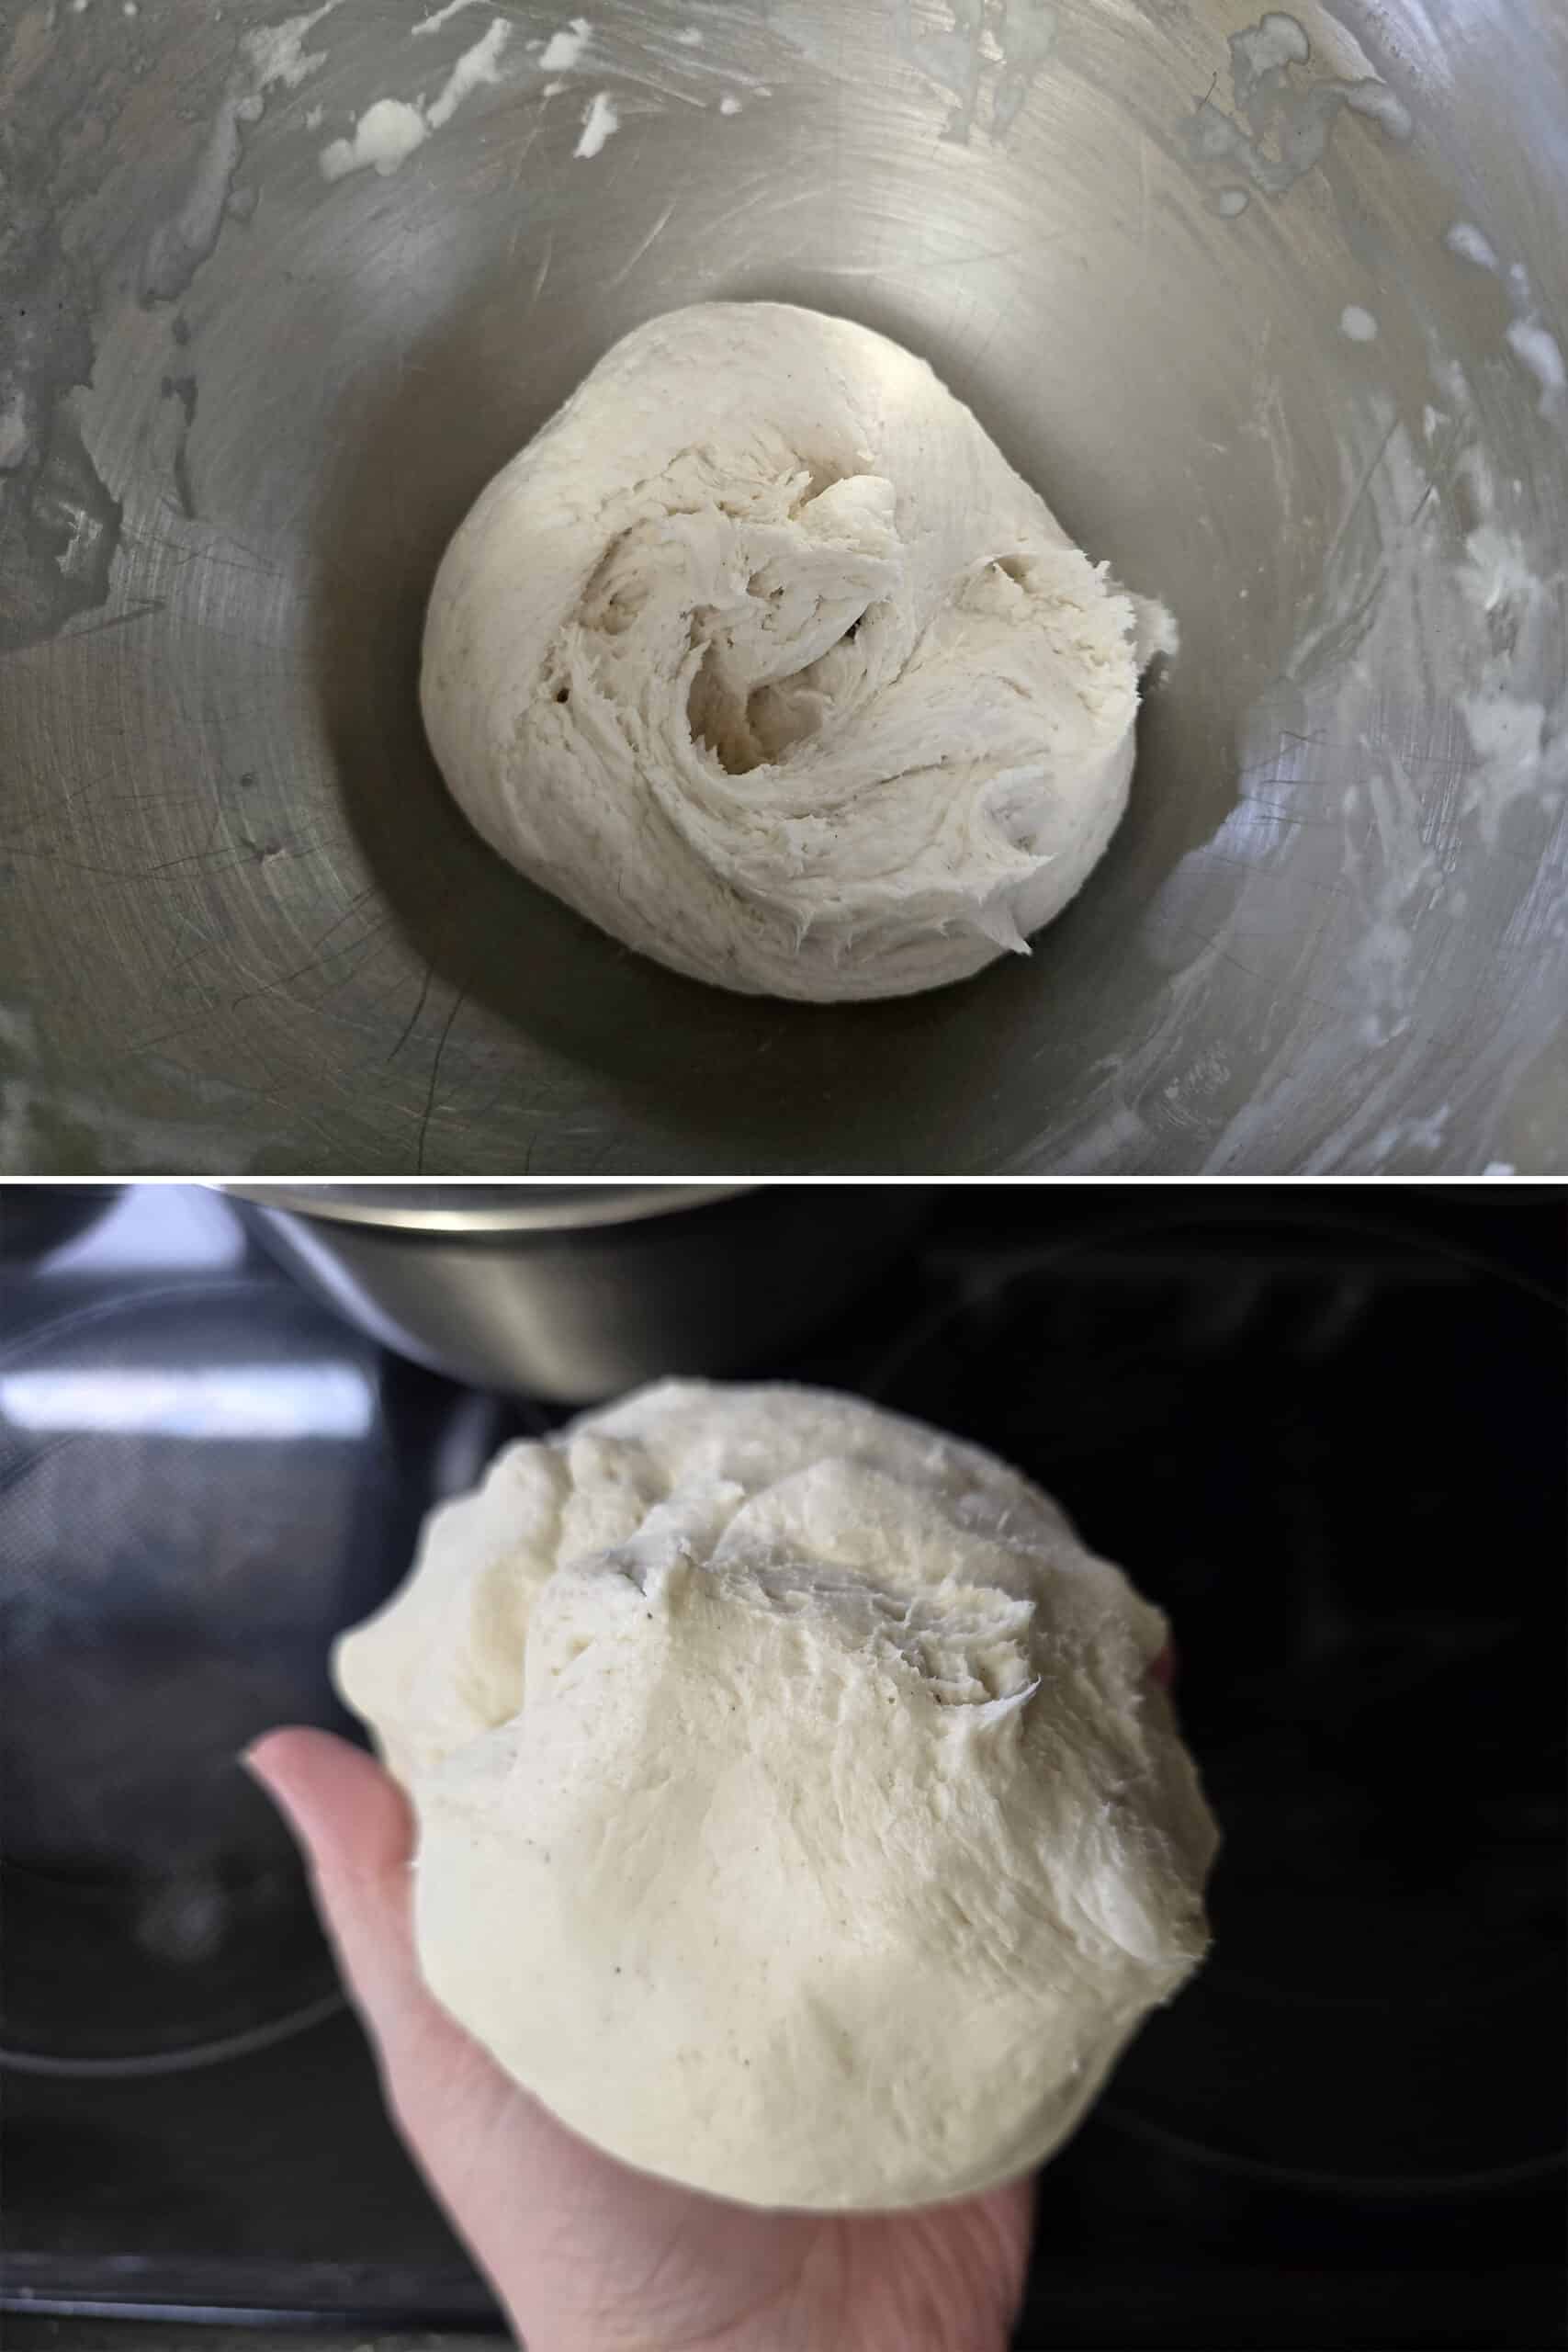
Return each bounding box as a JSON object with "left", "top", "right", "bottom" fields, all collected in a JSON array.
[{"left": 2, "top": 0, "right": 1564, "bottom": 1174}]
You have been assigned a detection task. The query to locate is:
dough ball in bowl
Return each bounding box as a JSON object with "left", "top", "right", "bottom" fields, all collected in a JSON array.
[
  {"left": 422, "top": 303, "right": 1171, "bottom": 1002},
  {"left": 334, "top": 1381, "right": 1216, "bottom": 2211}
]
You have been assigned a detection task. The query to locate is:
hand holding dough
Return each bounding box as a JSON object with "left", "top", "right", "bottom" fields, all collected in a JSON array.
[
  {"left": 334, "top": 1381, "right": 1217, "bottom": 2211},
  {"left": 422, "top": 304, "right": 1169, "bottom": 1001}
]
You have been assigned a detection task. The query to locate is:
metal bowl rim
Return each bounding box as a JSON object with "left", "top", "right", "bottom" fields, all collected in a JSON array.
[{"left": 217, "top": 1181, "right": 756, "bottom": 1234}]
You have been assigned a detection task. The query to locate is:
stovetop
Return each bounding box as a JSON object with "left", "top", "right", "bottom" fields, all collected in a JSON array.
[{"left": 3, "top": 1185, "right": 1564, "bottom": 2351}]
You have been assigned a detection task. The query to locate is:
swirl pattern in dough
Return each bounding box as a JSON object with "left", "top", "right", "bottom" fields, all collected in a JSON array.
[{"left": 423, "top": 303, "right": 1168, "bottom": 1001}]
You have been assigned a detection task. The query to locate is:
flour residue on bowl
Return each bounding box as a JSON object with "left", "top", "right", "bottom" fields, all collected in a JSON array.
[
  {"left": 1284, "top": 386, "right": 1562, "bottom": 976},
  {"left": 0, "top": 389, "right": 29, "bottom": 470},
  {"left": 1444, "top": 221, "right": 1567, "bottom": 423},
  {"left": 1452, "top": 502, "right": 1565, "bottom": 851},
  {"left": 890, "top": 0, "right": 1059, "bottom": 144},
  {"left": 142, "top": 0, "right": 340, "bottom": 300},
  {"left": 1119, "top": 337, "right": 1566, "bottom": 1176},
  {"left": 320, "top": 15, "right": 511, "bottom": 177},
  {"left": 538, "top": 17, "right": 592, "bottom": 73},
  {"left": 1183, "top": 10, "right": 1411, "bottom": 207},
  {"left": 1506, "top": 322, "right": 1568, "bottom": 417},
  {"left": 573, "top": 89, "right": 619, "bottom": 156},
  {"left": 412, "top": 0, "right": 490, "bottom": 36}
]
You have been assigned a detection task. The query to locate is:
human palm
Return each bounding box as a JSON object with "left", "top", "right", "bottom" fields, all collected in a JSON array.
[{"left": 249, "top": 1730, "right": 1033, "bottom": 2352}]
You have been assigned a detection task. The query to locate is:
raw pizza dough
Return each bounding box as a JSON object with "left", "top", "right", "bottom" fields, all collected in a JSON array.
[
  {"left": 422, "top": 303, "right": 1172, "bottom": 1001},
  {"left": 334, "top": 1381, "right": 1217, "bottom": 2211}
]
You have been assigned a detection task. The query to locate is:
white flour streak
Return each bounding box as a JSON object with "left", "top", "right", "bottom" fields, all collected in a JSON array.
[
  {"left": 244, "top": 0, "right": 340, "bottom": 92},
  {"left": 574, "top": 89, "right": 619, "bottom": 155},
  {"left": 540, "top": 17, "right": 591, "bottom": 72},
  {"left": 1506, "top": 320, "right": 1567, "bottom": 416},
  {"left": 321, "top": 17, "right": 511, "bottom": 177},
  {"left": 425, "top": 16, "right": 510, "bottom": 124},
  {"left": 1442, "top": 221, "right": 1566, "bottom": 421},
  {"left": 412, "top": 0, "right": 488, "bottom": 32},
  {"left": 1446, "top": 220, "right": 1500, "bottom": 272}
]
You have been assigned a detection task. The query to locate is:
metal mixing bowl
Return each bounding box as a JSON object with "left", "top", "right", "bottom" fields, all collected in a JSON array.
[
  {"left": 224, "top": 1180, "right": 931, "bottom": 1397},
  {"left": 3, "top": 0, "right": 1564, "bottom": 1173}
]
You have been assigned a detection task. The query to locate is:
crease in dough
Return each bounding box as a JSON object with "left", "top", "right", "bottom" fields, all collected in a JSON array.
[{"left": 422, "top": 303, "right": 1174, "bottom": 1001}]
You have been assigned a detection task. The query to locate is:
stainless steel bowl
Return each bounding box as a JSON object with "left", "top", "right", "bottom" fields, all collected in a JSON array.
[
  {"left": 4, "top": 1, "right": 1564, "bottom": 1174},
  {"left": 224, "top": 1182, "right": 931, "bottom": 1398}
]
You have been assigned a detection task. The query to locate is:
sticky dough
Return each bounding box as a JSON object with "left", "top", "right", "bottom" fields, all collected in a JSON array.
[
  {"left": 421, "top": 304, "right": 1170, "bottom": 1001},
  {"left": 334, "top": 1381, "right": 1217, "bottom": 2211}
]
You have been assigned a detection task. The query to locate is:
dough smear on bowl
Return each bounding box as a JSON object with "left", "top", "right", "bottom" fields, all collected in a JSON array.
[
  {"left": 422, "top": 303, "right": 1173, "bottom": 1001},
  {"left": 334, "top": 1380, "right": 1217, "bottom": 2211}
]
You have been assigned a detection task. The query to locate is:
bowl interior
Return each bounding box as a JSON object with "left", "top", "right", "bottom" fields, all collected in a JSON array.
[{"left": 3, "top": 0, "right": 1564, "bottom": 1172}]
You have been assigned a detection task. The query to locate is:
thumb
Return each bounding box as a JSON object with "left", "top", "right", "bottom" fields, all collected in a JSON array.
[
  {"left": 243, "top": 1726, "right": 431, "bottom": 2035},
  {"left": 243, "top": 1725, "right": 636, "bottom": 2347}
]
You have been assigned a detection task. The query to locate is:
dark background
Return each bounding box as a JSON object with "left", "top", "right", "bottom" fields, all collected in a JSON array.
[{"left": 2, "top": 1183, "right": 1564, "bottom": 2350}]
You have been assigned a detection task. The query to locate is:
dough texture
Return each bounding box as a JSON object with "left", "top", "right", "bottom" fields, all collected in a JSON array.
[
  {"left": 422, "top": 303, "right": 1169, "bottom": 1001},
  {"left": 335, "top": 1381, "right": 1217, "bottom": 2211}
]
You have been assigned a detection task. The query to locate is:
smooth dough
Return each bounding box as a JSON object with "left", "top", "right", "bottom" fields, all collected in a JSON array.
[
  {"left": 422, "top": 303, "right": 1170, "bottom": 1001},
  {"left": 334, "top": 1381, "right": 1217, "bottom": 2211}
]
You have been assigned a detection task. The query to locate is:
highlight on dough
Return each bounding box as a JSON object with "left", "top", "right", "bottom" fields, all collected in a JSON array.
[
  {"left": 422, "top": 303, "right": 1175, "bottom": 1001},
  {"left": 333, "top": 1380, "right": 1218, "bottom": 2211}
]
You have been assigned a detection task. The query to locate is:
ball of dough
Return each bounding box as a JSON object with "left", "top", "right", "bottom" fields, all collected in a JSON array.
[
  {"left": 422, "top": 303, "right": 1170, "bottom": 1001},
  {"left": 334, "top": 1381, "right": 1217, "bottom": 2211}
]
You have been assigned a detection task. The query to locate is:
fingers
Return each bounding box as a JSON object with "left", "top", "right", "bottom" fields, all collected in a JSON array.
[{"left": 243, "top": 1726, "right": 429, "bottom": 2031}]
